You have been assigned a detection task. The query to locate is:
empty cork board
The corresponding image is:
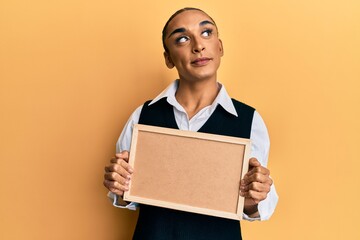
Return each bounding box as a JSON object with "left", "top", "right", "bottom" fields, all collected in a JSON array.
[{"left": 123, "top": 124, "right": 251, "bottom": 220}]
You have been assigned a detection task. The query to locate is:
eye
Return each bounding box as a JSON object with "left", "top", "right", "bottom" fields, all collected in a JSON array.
[
  {"left": 201, "top": 29, "right": 213, "bottom": 37},
  {"left": 176, "top": 36, "right": 189, "bottom": 44}
]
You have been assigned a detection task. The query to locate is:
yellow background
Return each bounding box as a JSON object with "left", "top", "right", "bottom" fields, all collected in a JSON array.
[{"left": 1, "top": 0, "right": 359, "bottom": 239}]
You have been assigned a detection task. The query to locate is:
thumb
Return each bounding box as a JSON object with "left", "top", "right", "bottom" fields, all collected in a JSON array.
[
  {"left": 115, "top": 150, "right": 129, "bottom": 161},
  {"left": 244, "top": 158, "right": 261, "bottom": 178},
  {"left": 249, "top": 158, "right": 261, "bottom": 168}
]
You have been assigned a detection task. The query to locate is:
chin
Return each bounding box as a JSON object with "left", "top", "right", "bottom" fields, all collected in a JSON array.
[
  {"left": 193, "top": 71, "right": 217, "bottom": 81},
  {"left": 178, "top": 65, "right": 219, "bottom": 82}
]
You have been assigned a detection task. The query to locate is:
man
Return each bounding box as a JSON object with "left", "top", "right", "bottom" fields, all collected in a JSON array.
[{"left": 104, "top": 7, "right": 278, "bottom": 239}]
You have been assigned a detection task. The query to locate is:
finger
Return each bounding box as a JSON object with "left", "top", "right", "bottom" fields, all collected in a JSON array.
[
  {"left": 240, "top": 190, "right": 267, "bottom": 204},
  {"left": 103, "top": 179, "right": 129, "bottom": 193},
  {"left": 240, "top": 181, "right": 271, "bottom": 193},
  {"left": 103, "top": 181, "right": 124, "bottom": 196},
  {"left": 106, "top": 185, "right": 124, "bottom": 196},
  {"left": 104, "top": 171, "right": 129, "bottom": 186},
  {"left": 107, "top": 159, "right": 133, "bottom": 174},
  {"left": 115, "top": 151, "right": 129, "bottom": 162},
  {"left": 110, "top": 157, "right": 117, "bottom": 164},
  {"left": 246, "top": 165, "right": 270, "bottom": 177},
  {"left": 242, "top": 172, "right": 273, "bottom": 186},
  {"left": 103, "top": 180, "right": 125, "bottom": 196},
  {"left": 105, "top": 163, "right": 132, "bottom": 179},
  {"left": 249, "top": 158, "right": 261, "bottom": 167},
  {"left": 120, "top": 160, "right": 133, "bottom": 174},
  {"left": 111, "top": 189, "right": 124, "bottom": 196}
]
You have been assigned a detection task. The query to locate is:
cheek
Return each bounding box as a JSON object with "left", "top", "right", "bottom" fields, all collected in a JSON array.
[
  {"left": 209, "top": 40, "right": 222, "bottom": 53},
  {"left": 215, "top": 43, "right": 223, "bottom": 55},
  {"left": 170, "top": 50, "right": 188, "bottom": 65}
]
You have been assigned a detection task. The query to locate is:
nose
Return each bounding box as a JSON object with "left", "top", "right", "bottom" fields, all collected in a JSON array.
[{"left": 192, "top": 37, "right": 205, "bottom": 53}]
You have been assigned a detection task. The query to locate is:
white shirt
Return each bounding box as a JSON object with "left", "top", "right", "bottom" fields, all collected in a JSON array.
[{"left": 108, "top": 80, "right": 278, "bottom": 221}]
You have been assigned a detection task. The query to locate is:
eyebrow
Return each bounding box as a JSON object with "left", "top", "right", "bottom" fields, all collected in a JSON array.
[{"left": 167, "top": 20, "right": 215, "bottom": 39}]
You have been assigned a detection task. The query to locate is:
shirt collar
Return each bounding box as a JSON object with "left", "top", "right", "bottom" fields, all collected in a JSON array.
[{"left": 149, "top": 80, "right": 238, "bottom": 117}]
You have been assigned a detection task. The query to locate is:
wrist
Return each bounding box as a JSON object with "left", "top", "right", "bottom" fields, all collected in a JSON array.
[
  {"left": 244, "top": 204, "right": 259, "bottom": 217},
  {"left": 115, "top": 195, "right": 130, "bottom": 206}
]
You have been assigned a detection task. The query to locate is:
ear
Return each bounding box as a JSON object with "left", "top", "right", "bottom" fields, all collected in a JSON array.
[
  {"left": 164, "top": 51, "right": 175, "bottom": 69},
  {"left": 219, "top": 39, "right": 224, "bottom": 57}
]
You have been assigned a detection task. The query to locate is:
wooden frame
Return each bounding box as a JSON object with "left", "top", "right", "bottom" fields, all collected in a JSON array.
[{"left": 123, "top": 124, "right": 251, "bottom": 220}]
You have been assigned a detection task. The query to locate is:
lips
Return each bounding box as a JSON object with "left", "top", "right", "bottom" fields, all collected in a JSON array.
[{"left": 191, "top": 57, "right": 213, "bottom": 66}]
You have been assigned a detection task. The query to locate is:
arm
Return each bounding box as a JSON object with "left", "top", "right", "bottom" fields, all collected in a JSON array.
[
  {"left": 240, "top": 158, "right": 273, "bottom": 218},
  {"left": 103, "top": 151, "right": 133, "bottom": 204},
  {"left": 103, "top": 105, "right": 143, "bottom": 209},
  {"left": 240, "top": 111, "right": 278, "bottom": 220}
]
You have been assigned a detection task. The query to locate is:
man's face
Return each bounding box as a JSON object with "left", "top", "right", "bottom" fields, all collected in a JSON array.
[{"left": 163, "top": 10, "right": 224, "bottom": 82}]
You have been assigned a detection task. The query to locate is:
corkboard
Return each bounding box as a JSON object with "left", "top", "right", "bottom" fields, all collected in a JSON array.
[{"left": 123, "top": 124, "right": 251, "bottom": 220}]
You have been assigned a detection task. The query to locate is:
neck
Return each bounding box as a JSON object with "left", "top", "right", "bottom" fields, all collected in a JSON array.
[{"left": 175, "top": 78, "right": 220, "bottom": 119}]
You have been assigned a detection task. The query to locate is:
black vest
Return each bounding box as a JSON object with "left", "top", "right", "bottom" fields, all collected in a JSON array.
[{"left": 133, "top": 98, "right": 255, "bottom": 240}]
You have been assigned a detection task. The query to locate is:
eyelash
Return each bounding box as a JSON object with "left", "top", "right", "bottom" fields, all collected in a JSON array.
[
  {"left": 175, "top": 36, "right": 189, "bottom": 44},
  {"left": 202, "top": 29, "right": 213, "bottom": 37},
  {"left": 175, "top": 29, "right": 214, "bottom": 44}
]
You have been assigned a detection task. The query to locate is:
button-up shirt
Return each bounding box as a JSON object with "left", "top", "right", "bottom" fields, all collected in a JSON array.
[{"left": 108, "top": 80, "right": 278, "bottom": 221}]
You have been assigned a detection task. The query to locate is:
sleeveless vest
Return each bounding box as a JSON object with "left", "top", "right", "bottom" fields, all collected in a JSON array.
[{"left": 133, "top": 97, "right": 255, "bottom": 240}]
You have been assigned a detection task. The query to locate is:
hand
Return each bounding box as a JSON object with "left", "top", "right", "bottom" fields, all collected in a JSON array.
[
  {"left": 103, "top": 151, "right": 133, "bottom": 196},
  {"left": 240, "top": 158, "right": 273, "bottom": 216}
]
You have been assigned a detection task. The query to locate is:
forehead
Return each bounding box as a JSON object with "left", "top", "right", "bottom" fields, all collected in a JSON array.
[{"left": 166, "top": 10, "right": 214, "bottom": 34}]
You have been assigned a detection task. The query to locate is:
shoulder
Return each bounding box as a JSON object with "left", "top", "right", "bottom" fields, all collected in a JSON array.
[
  {"left": 128, "top": 104, "right": 144, "bottom": 123},
  {"left": 231, "top": 98, "right": 256, "bottom": 112}
]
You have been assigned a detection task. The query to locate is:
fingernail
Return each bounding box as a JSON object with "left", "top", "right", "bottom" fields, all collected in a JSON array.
[{"left": 128, "top": 168, "right": 133, "bottom": 173}]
